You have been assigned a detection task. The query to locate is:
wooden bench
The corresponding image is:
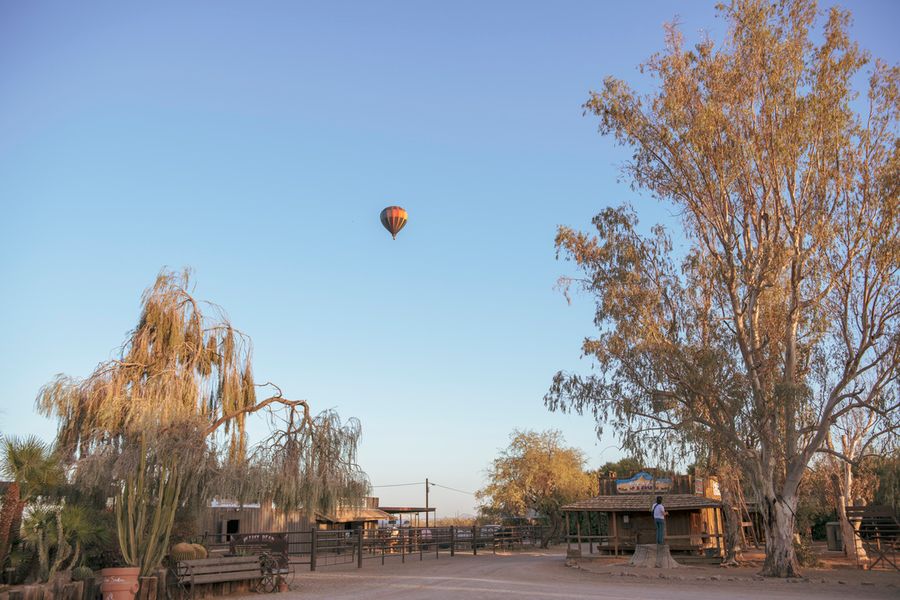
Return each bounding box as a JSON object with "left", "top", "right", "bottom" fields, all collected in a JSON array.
[{"left": 173, "top": 555, "right": 262, "bottom": 597}]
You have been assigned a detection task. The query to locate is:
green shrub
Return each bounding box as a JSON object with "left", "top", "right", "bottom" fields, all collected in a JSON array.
[{"left": 71, "top": 566, "right": 94, "bottom": 581}]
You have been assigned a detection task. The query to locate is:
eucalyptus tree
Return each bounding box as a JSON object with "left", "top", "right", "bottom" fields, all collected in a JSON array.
[
  {"left": 37, "top": 270, "right": 367, "bottom": 575},
  {"left": 546, "top": 0, "right": 898, "bottom": 577}
]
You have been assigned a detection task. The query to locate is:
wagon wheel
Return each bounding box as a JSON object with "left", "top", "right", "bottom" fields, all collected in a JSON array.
[{"left": 256, "top": 552, "right": 278, "bottom": 594}]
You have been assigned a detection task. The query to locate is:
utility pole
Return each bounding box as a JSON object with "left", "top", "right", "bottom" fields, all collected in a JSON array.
[{"left": 425, "top": 477, "right": 429, "bottom": 527}]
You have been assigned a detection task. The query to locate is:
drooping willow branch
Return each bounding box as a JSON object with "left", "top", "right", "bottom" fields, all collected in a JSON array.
[{"left": 36, "top": 269, "right": 368, "bottom": 512}]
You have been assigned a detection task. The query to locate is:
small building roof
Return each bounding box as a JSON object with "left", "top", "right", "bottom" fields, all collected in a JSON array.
[
  {"left": 562, "top": 493, "right": 720, "bottom": 512},
  {"left": 378, "top": 506, "right": 435, "bottom": 514},
  {"left": 316, "top": 507, "right": 393, "bottom": 523}
]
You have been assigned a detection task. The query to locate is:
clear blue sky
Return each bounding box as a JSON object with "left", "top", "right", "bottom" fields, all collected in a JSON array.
[{"left": 1, "top": 1, "right": 897, "bottom": 518}]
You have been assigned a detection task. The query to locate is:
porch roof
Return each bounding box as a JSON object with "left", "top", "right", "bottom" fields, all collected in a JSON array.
[
  {"left": 316, "top": 507, "right": 393, "bottom": 523},
  {"left": 562, "top": 493, "right": 720, "bottom": 512}
]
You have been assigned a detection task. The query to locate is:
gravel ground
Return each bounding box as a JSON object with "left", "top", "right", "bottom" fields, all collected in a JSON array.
[{"left": 230, "top": 549, "right": 899, "bottom": 600}]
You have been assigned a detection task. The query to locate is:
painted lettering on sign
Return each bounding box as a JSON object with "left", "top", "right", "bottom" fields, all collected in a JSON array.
[{"left": 615, "top": 471, "right": 672, "bottom": 494}]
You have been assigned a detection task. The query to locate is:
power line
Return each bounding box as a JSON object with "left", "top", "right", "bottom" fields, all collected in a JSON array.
[
  {"left": 371, "top": 482, "right": 424, "bottom": 488},
  {"left": 431, "top": 482, "right": 476, "bottom": 495}
]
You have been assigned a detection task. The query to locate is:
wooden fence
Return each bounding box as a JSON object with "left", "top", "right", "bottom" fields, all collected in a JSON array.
[{"left": 201, "top": 525, "right": 545, "bottom": 571}]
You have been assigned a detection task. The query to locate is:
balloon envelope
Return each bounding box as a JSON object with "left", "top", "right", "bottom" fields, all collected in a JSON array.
[{"left": 380, "top": 206, "right": 408, "bottom": 239}]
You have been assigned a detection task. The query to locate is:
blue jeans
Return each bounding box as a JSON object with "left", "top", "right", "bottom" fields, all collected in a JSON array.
[{"left": 655, "top": 518, "right": 665, "bottom": 544}]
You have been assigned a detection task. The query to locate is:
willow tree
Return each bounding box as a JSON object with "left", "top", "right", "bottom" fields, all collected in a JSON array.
[
  {"left": 546, "top": 0, "right": 898, "bottom": 578},
  {"left": 37, "top": 270, "right": 367, "bottom": 575}
]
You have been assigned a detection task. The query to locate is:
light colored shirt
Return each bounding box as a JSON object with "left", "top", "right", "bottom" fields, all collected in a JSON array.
[{"left": 652, "top": 503, "right": 666, "bottom": 519}]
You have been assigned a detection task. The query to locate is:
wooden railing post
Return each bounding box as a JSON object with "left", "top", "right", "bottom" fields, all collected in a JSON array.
[
  {"left": 472, "top": 525, "right": 478, "bottom": 555},
  {"left": 310, "top": 529, "right": 318, "bottom": 572},
  {"left": 357, "top": 528, "right": 364, "bottom": 568},
  {"left": 450, "top": 526, "right": 456, "bottom": 557}
]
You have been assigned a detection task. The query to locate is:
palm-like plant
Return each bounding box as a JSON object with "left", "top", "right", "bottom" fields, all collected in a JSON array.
[
  {"left": 20, "top": 502, "right": 107, "bottom": 582},
  {"left": 0, "top": 436, "right": 64, "bottom": 574}
]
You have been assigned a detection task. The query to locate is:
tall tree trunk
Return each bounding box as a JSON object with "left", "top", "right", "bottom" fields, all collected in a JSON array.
[
  {"left": 760, "top": 493, "right": 801, "bottom": 577},
  {"left": 835, "top": 461, "right": 867, "bottom": 564},
  {"left": 9, "top": 499, "right": 26, "bottom": 548},
  {"left": 0, "top": 482, "right": 21, "bottom": 569},
  {"left": 718, "top": 475, "right": 743, "bottom": 564},
  {"left": 542, "top": 512, "right": 561, "bottom": 549}
]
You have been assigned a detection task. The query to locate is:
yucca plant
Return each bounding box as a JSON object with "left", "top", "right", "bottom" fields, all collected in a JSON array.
[{"left": 0, "top": 436, "right": 64, "bottom": 575}]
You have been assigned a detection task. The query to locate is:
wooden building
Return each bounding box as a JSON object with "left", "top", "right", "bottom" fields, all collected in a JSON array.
[
  {"left": 203, "top": 496, "right": 390, "bottom": 539},
  {"left": 562, "top": 471, "right": 724, "bottom": 557},
  {"left": 203, "top": 501, "right": 313, "bottom": 541},
  {"left": 315, "top": 501, "right": 393, "bottom": 531}
]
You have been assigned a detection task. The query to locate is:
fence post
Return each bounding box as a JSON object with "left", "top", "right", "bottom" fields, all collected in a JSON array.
[
  {"left": 436, "top": 529, "right": 439, "bottom": 559},
  {"left": 472, "top": 525, "right": 477, "bottom": 556},
  {"left": 357, "top": 528, "right": 364, "bottom": 568},
  {"left": 401, "top": 529, "right": 406, "bottom": 563},
  {"left": 310, "top": 529, "right": 318, "bottom": 572},
  {"left": 450, "top": 526, "right": 455, "bottom": 557}
]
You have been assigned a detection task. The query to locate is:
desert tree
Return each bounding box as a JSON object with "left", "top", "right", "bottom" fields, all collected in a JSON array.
[
  {"left": 546, "top": 0, "right": 898, "bottom": 577},
  {"left": 37, "top": 269, "right": 368, "bottom": 575},
  {"left": 476, "top": 429, "right": 593, "bottom": 547}
]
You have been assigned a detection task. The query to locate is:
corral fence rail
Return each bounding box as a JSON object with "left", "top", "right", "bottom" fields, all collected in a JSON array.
[{"left": 200, "top": 525, "right": 545, "bottom": 571}]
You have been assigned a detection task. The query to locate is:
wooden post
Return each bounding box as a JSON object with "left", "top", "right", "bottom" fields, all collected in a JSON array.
[
  {"left": 358, "top": 528, "right": 364, "bottom": 568},
  {"left": 472, "top": 525, "right": 477, "bottom": 555},
  {"left": 716, "top": 507, "right": 723, "bottom": 556},
  {"left": 310, "top": 528, "right": 318, "bottom": 571},
  {"left": 81, "top": 577, "right": 96, "bottom": 600},
  {"left": 576, "top": 511, "right": 582, "bottom": 555},
  {"left": 611, "top": 511, "right": 618, "bottom": 556},
  {"left": 450, "top": 526, "right": 456, "bottom": 557},
  {"left": 565, "top": 512, "right": 571, "bottom": 554},
  {"left": 401, "top": 529, "right": 406, "bottom": 563},
  {"left": 588, "top": 512, "right": 594, "bottom": 555}
]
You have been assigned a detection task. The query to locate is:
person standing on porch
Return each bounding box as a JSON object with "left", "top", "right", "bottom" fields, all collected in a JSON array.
[{"left": 651, "top": 496, "right": 668, "bottom": 544}]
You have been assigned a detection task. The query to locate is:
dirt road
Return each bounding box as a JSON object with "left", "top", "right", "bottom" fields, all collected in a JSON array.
[{"left": 233, "top": 550, "right": 898, "bottom": 599}]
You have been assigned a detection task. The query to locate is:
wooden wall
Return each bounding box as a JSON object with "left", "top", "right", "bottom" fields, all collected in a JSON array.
[
  {"left": 608, "top": 508, "right": 723, "bottom": 551},
  {"left": 202, "top": 504, "right": 314, "bottom": 539}
]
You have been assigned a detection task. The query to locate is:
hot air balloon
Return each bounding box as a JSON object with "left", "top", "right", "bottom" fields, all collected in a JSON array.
[{"left": 380, "top": 206, "right": 408, "bottom": 240}]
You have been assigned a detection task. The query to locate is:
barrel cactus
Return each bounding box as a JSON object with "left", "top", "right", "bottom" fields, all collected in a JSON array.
[
  {"left": 191, "top": 543, "right": 208, "bottom": 559},
  {"left": 71, "top": 566, "right": 94, "bottom": 581},
  {"left": 170, "top": 542, "right": 196, "bottom": 562}
]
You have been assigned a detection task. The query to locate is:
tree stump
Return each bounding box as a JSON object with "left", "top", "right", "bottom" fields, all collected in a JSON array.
[{"left": 628, "top": 544, "right": 680, "bottom": 568}]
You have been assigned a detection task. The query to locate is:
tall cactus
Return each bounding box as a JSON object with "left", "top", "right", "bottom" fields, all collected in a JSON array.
[{"left": 115, "top": 444, "right": 183, "bottom": 576}]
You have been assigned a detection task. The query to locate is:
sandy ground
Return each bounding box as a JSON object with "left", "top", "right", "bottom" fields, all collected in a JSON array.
[{"left": 230, "top": 548, "right": 899, "bottom": 600}]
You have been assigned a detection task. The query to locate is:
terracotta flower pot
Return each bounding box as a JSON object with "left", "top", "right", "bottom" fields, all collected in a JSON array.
[{"left": 100, "top": 567, "right": 141, "bottom": 600}]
